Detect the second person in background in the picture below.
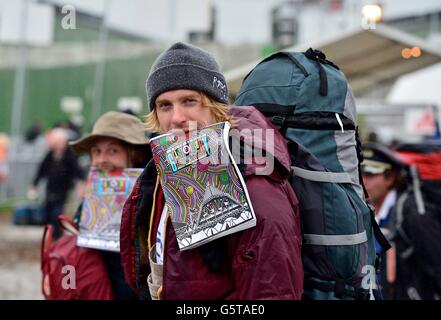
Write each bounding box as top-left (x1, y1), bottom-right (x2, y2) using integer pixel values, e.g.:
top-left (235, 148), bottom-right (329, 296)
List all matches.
top-left (70, 111), bottom-right (151, 300)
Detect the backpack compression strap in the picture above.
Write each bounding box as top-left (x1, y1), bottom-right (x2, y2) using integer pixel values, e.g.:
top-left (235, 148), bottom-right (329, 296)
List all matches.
top-left (304, 277), bottom-right (370, 300)
top-left (252, 102), bottom-right (356, 138)
top-left (292, 166), bottom-right (352, 184)
top-left (291, 165), bottom-right (391, 251)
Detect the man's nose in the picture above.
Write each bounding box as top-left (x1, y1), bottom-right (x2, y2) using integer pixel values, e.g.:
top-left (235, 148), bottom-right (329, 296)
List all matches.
top-left (170, 105), bottom-right (188, 128)
top-left (94, 152), bottom-right (108, 166)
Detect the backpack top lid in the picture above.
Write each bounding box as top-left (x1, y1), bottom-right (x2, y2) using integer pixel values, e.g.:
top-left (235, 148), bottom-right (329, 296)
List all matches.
top-left (235, 49), bottom-right (356, 123)
top-left (395, 142), bottom-right (441, 181)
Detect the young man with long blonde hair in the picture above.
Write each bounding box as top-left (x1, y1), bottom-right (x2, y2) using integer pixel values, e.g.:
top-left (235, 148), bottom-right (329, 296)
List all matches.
top-left (120, 42), bottom-right (303, 300)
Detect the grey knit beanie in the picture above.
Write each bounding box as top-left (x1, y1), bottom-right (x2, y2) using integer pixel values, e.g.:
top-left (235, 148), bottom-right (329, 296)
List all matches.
top-left (146, 42), bottom-right (228, 111)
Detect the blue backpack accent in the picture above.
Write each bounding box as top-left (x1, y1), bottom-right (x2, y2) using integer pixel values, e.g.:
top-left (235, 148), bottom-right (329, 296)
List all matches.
top-left (13, 203), bottom-right (45, 225)
top-left (235, 49), bottom-right (390, 300)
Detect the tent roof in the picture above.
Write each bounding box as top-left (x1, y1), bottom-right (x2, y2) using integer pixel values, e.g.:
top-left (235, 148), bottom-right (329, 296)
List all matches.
top-left (225, 24), bottom-right (441, 98)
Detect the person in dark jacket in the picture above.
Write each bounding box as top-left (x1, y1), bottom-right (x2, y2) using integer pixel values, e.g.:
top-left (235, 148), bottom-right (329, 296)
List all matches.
top-left (392, 184), bottom-right (441, 300)
top-left (120, 42), bottom-right (303, 300)
top-left (392, 144), bottom-right (441, 300)
top-left (70, 111), bottom-right (152, 300)
top-left (30, 128), bottom-right (84, 239)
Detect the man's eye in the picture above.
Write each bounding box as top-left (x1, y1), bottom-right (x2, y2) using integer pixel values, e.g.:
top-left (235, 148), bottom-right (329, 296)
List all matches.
top-left (157, 103), bottom-right (171, 110)
top-left (183, 99), bottom-right (197, 105)
top-left (109, 148), bottom-right (118, 155)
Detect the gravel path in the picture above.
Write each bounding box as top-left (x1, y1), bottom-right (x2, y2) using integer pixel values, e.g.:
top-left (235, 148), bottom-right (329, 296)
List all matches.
top-left (0, 213), bottom-right (44, 300)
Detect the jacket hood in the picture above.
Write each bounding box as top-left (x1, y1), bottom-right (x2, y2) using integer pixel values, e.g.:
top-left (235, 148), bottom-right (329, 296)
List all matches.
top-left (229, 106), bottom-right (291, 180)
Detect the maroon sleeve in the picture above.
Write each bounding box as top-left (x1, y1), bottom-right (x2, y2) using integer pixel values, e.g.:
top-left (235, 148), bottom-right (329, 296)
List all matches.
top-left (228, 176), bottom-right (303, 300)
top-left (119, 179), bottom-right (141, 294)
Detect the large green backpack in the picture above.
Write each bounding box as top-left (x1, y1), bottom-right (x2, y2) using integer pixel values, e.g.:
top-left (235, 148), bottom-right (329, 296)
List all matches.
top-left (235, 49), bottom-right (390, 300)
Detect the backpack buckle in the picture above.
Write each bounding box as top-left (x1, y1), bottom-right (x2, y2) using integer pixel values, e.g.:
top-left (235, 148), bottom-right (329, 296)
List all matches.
top-left (356, 288), bottom-right (371, 300)
top-left (271, 115), bottom-right (286, 128)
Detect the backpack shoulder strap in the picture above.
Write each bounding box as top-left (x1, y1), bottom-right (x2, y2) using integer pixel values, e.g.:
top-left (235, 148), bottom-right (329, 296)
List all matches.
top-left (41, 224), bottom-right (53, 270)
top-left (393, 190), bottom-right (416, 259)
top-left (367, 203), bottom-right (392, 252)
top-left (41, 224), bottom-right (55, 298)
top-left (409, 165), bottom-right (426, 214)
top-left (58, 215), bottom-right (79, 235)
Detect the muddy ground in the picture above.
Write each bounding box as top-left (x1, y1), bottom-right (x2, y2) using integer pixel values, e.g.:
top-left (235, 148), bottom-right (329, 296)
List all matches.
top-left (0, 213), bottom-right (43, 300)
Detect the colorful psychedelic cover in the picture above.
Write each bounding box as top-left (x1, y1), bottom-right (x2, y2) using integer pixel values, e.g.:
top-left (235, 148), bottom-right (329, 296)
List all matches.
top-left (77, 168), bottom-right (142, 252)
top-left (149, 122), bottom-right (256, 251)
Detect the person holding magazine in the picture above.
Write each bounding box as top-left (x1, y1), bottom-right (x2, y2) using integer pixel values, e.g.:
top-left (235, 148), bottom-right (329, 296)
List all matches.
top-left (120, 42), bottom-right (303, 300)
top-left (42, 111), bottom-right (151, 300)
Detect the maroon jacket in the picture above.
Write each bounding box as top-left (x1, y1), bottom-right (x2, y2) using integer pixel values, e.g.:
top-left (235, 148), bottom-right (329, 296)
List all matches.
top-left (120, 106), bottom-right (303, 300)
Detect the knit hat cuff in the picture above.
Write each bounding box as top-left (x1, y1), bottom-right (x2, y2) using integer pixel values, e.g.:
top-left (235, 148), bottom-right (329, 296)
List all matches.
top-left (147, 64), bottom-right (228, 111)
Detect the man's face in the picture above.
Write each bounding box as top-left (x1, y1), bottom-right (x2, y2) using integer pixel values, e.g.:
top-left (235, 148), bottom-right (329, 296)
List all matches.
top-left (362, 172), bottom-right (394, 207)
top-left (155, 89), bottom-right (215, 133)
top-left (47, 129), bottom-right (68, 155)
top-left (90, 137), bottom-right (129, 174)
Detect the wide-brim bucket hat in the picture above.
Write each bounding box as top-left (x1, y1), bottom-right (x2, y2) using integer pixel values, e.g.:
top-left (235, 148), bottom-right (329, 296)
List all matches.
top-left (70, 111), bottom-right (149, 154)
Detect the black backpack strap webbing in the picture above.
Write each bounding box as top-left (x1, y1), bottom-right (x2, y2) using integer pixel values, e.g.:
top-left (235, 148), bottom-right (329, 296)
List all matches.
top-left (367, 203), bottom-right (392, 252)
top-left (304, 278), bottom-right (370, 300)
top-left (252, 104), bottom-right (357, 132)
top-left (304, 48), bottom-right (330, 96)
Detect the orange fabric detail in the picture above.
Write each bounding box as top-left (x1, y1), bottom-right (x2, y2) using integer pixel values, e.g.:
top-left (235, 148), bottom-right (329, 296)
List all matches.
top-left (386, 246), bottom-right (396, 283)
top-left (396, 151), bottom-right (441, 180)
